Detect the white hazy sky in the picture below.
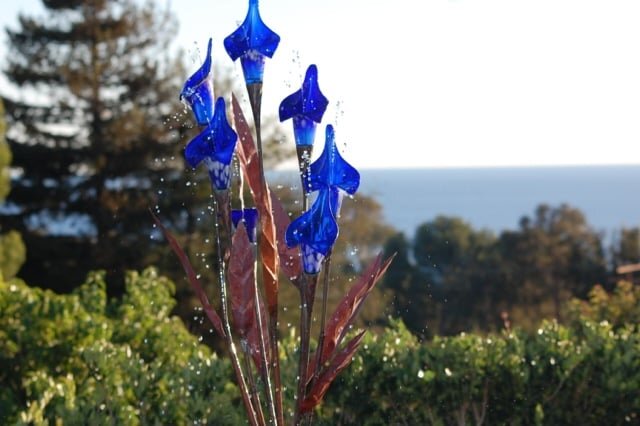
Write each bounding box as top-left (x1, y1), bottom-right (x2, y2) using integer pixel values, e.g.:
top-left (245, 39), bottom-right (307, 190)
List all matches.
top-left (2, 0), bottom-right (640, 169)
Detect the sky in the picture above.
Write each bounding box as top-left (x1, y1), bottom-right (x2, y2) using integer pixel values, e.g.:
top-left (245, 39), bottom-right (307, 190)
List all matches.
top-left (1, 0), bottom-right (640, 169)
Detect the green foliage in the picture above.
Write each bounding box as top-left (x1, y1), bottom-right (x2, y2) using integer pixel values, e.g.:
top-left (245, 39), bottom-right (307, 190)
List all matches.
top-left (0, 231), bottom-right (26, 280)
top-left (2, 270), bottom-right (638, 425)
top-left (0, 98), bottom-right (26, 280)
top-left (316, 319), bottom-right (639, 425)
top-left (567, 280), bottom-right (640, 329)
top-left (0, 269), bottom-right (243, 425)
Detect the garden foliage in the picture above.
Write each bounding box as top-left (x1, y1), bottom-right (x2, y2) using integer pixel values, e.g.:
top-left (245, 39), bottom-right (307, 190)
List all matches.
top-left (0, 98), bottom-right (26, 280)
top-left (0, 269), bottom-right (243, 425)
top-left (1, 272), bottom-right (638, 425)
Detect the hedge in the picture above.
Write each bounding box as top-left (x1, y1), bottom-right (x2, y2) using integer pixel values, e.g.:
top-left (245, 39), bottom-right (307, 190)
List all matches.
top-left (1, 270), bottom-right (638, 425)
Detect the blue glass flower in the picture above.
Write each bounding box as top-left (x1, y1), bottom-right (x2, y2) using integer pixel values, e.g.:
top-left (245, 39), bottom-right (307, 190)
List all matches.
top-left (185, 97), bottom-right (238, 190)
top-left (279, 65), bottom-right (329, 147)
top-left (223, 0), bottom-right (280, 85)
top-left (231, 208), bottom-right (259, 243)
top-left (285, 188), bottom-right (340, 274)
top-left (180, 38), bottom-right (214, 126)
top-left (307, 125), bottom-right (360, 195)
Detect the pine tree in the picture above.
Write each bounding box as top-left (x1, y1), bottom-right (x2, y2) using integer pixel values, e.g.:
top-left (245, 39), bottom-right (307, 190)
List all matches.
top-left (1, 0), bottom-right (189, 289)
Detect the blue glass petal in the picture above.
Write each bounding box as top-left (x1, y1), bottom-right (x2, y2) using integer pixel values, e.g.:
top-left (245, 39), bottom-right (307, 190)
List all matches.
top-left (209, 97), bottom-right (237, 165)
top-left (184, 127), bottom-right (212, 169)
top-left (184, 98), bottom-right (237, 167)
top-left (231, 208), bottom-right (259, 243)
top-left (231, 210), bottom-right (243, 228)
top-left (279, 65), bottom-right (329, 123)
top-left (285, 188), bottom-right (340, 274)
top-left (180, 39), bottom-right (214, 126)
top-left (242, 208), bottom-right (259, 239)
top-left (224, 0), bottom-right (280, 84)
top-left (307, 125), bottom-right (360, 195)
top-left (279, 65), bottom-right (329, 147)
top-left (224, 0), bottom-right (280, 60)
top-left (184, 97), bottom-right (238, 183)
top-left (285, 188), bottom-right (341, 274)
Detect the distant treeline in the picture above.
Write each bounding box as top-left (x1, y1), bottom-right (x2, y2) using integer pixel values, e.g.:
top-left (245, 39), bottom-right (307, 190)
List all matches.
top-left (379, 203), bottom-right (639, 337)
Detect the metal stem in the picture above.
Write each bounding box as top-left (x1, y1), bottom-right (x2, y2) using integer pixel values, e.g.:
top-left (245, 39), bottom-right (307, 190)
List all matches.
top-left (247, 82), bottom-right (282, 425)
top-left (294, 274), bottom-right (318, 425)
top-left (242, 343), bottom-right (267, 426)
top-left (252, 243), bottom-right (277, 425)
top-left (247, 83), bottom-right (265, 182)
top-left (304, 252), bottom-right (333, 426)
top-left (311, 251), bottom-right (332, 384)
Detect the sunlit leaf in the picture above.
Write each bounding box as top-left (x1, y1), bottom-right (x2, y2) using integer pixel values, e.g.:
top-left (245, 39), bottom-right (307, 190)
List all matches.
top-left (301, 331), bottom-right (366, 413)
top-left (320, 253), bottom-right (394, 366)
top-left (229, 222), bottom-right (270, 372)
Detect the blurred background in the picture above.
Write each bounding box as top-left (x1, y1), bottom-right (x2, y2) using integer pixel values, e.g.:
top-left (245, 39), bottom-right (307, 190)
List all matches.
top-left (0, 0), bottom-right (639, 341)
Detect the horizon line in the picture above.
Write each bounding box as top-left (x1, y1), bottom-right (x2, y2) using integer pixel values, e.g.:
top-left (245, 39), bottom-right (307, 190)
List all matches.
top-left (274, 162), bottom-right (640, 172)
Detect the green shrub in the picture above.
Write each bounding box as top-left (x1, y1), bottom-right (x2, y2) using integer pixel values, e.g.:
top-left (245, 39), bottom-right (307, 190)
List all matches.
top-left (567, 281), bottom-right (640, 328)
top-left (0, 98), bottom-right (26, 280)
top-left (0, 230), bottom-right (25, 280)
top-left (0, 269), bottom-right (243, 425)
top-left (316, 318), bottom-right (639, 425)
top-left (1, 271), bottom-right (638, 425)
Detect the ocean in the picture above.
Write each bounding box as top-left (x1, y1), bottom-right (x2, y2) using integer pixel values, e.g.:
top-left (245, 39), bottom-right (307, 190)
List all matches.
top-left (270, 165), bottom-right (640, 239)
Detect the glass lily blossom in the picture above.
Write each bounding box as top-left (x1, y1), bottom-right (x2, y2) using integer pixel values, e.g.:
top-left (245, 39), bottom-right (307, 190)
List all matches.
top-left (307, 125), bottom-right (360, 199)
top-left (279, 65), bottom-right (329, 147)
top-left (223, 0), bottom-right (280, 85)
top-left (231, 208), bottom-right (259, 243)
top-left (286, 125), bottom-right (360, 274)
top-left (285, 188), bottom-right (340, 275)
top-left (185, 97), bottom-right (238, 191)
top-left (180, 38), bottom-right (214, 126)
